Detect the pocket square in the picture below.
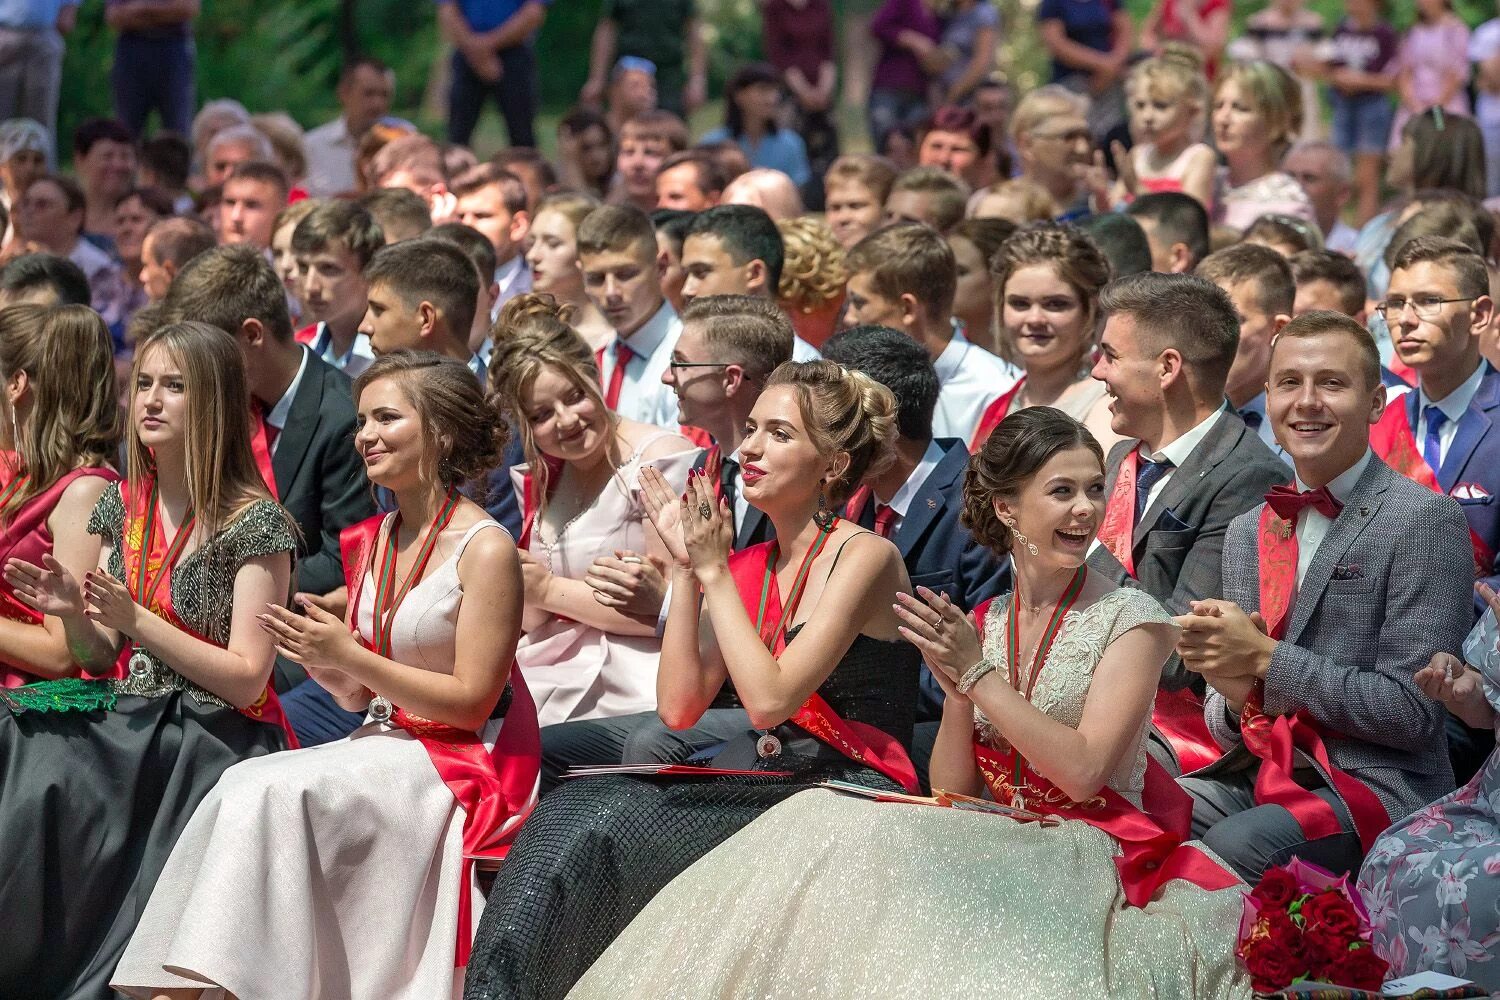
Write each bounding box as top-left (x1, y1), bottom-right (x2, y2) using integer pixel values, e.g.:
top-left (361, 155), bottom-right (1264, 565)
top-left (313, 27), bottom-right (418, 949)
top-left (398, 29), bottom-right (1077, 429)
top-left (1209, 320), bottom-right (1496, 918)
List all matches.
top-left (1331, 563), bottom-right (1365, 580)
top-left (1156, 507), bottom-right (1193, 533)
top-left (1452, 482), bottom-right (1493, 501)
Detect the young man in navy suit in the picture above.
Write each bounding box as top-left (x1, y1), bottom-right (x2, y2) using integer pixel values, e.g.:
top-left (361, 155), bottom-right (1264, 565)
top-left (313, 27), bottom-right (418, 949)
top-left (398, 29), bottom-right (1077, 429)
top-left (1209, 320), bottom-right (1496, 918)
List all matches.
top-left (1378, 236), bottom-right (1500, 778)
top-left (824, 324), bottom-right (1009, 786)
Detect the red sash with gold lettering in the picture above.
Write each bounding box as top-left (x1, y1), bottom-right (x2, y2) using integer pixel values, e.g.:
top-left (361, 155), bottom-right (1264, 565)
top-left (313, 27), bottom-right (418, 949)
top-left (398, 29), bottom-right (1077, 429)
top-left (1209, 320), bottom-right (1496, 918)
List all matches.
top-left (341, 515), bottom-right (541, 967)
top-left (1370, 403), bottom-right (1493, 577)
top-left (248, 403), bottom-right (279, 502)
top-left (967, 598), bottom-right (1239, 905)
top-left (117, 480), bottom-right (297, 745)
top-left (969, 377), bottom-right (1026, 453)
top-left (727, 540), bottom-right (920, 793)
top-left (0, 465), bottom-right (120, 686)
top-left (1242, 504), bottom-right (1390, 853)
top-left (1096, 446), bottom-right (1140, 577)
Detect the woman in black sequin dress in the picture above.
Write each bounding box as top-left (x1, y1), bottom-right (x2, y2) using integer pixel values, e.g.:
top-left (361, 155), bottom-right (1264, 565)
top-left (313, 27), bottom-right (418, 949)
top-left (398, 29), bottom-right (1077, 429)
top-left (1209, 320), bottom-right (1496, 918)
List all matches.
top-left (464, 360), bottom-right (922, 1000)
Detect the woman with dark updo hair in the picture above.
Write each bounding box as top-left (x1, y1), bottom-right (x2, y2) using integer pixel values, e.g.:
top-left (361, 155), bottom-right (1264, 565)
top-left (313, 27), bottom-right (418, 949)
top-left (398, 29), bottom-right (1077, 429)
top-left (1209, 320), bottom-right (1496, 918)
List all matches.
top-left (567, 407), bottom-right (1253, 999)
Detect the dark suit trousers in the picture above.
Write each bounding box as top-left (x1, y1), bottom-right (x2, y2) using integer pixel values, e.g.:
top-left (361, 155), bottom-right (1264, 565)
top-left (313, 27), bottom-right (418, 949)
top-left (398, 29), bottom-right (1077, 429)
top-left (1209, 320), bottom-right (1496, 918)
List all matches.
top-left (281, 679), bottom-right (367, 747)
top-left (538, 708), bottom-right (753, 794)
top-left (1180, 769), bottom-right (1362, 882)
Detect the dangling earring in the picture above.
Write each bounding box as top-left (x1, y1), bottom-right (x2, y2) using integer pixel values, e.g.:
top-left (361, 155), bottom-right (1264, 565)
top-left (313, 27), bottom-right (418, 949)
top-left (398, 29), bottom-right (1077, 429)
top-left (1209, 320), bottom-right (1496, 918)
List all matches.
top-left (813, 482), bottom-right (835, 530)
top-left (1004, 516), bottom-right (1039, 557)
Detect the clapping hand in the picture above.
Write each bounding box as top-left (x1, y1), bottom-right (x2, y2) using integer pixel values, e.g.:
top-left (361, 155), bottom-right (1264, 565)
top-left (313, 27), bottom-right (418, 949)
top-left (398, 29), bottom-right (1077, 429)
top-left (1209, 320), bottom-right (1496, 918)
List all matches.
top-left (894, 587), bottom-right (983, 688)
top-left (639, 465), bottom-right (693, 570)
top-left (586, 549), bottom-right (668, 614)
top-left (1416, 652), bottom-right (1494, 729)
top-left (4, 554), bottom-right (86, 618)
top-left (82, 570), bottom-right (143, 635)
top-left (679, 471), bottom-right (733, 582)
top-left (517, 550), bottom-right (554, 607)
top-left (258, 594), bottom-right (362, 678)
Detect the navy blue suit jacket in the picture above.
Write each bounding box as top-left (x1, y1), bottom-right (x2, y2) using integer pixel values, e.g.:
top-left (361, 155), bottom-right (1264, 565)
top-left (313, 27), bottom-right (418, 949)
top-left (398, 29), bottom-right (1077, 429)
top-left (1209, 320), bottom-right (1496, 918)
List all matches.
top-left (851, 439), bottom-right (1011, 720)
top-left (1408, 364), bottom-right (1500, 611)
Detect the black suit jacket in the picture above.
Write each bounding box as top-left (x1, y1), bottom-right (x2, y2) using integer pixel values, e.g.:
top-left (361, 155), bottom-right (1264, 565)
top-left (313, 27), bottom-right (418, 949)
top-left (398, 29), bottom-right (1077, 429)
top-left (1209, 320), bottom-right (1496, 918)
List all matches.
top-left (852, 439), bottom-right (1011, 718)
top-left (1087, 410), bottom-right (1289, 685)
top-left (273, 350), bottom-right (375, 597)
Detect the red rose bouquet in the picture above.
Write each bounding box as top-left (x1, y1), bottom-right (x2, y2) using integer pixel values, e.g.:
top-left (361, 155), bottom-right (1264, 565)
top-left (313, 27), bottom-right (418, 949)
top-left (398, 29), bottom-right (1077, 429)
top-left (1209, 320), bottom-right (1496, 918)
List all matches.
top-left (1237, 858), bottom-right (1389, 994)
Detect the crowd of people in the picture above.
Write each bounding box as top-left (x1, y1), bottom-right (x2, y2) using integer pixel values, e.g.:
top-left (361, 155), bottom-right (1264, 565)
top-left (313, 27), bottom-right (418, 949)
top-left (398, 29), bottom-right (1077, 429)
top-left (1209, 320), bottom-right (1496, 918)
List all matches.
top-left (5, 0), bottom-right (1500, 997)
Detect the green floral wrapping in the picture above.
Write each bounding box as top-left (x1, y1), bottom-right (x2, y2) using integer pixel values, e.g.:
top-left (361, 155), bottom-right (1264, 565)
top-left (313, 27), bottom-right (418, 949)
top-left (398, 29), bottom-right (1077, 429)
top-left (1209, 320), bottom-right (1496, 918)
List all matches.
top-left (0, 677), bottom-right (117, 714)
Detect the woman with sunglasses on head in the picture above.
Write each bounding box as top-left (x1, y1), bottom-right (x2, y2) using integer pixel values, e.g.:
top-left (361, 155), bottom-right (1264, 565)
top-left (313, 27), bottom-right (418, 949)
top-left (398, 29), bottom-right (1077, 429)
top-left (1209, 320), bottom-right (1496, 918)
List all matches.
top-left (0, 320), bottom-right (298, 1000)
top-left (114, 351), bottom-right (535, 999)
top-left (464, 360), bottom-right (921, 1000)
top-left (569, 406), bottom-right (1249, 999)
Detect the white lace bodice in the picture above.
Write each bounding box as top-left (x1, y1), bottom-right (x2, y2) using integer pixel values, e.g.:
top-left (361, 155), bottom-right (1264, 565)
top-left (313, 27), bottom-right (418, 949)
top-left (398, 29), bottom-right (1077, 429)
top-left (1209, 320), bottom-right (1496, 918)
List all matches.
top-left (975, 587), bottom-right (1177, 807)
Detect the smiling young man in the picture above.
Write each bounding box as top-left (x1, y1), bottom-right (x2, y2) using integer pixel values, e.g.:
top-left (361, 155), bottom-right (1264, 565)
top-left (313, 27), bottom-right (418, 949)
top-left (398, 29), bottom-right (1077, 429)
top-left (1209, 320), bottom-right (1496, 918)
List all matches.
top-left (843, 221), bottom-right (1016, 443)
top-left (1086, 272), bottom-right (1289, 773)
top-left (577, 203), bottom-right (682, 426)
top-left (291, 199), bottom-right (382, 377)
top-left (1174, 310), bottom-right (1472, 882)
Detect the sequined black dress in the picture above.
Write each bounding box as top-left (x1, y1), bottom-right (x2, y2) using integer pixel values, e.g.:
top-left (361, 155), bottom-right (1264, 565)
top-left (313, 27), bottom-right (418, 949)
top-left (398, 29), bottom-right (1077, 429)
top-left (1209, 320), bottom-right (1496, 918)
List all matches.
top-left (463, 626), bottom-right (920, 1000)
top-left (0, 493), bottom-right (296, 1000)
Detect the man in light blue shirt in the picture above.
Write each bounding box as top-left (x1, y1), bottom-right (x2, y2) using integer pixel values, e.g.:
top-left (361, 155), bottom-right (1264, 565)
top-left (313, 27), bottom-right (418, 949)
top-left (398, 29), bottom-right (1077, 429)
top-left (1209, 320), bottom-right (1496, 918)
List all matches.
top-left (0, 0), bottom-right (75, 159)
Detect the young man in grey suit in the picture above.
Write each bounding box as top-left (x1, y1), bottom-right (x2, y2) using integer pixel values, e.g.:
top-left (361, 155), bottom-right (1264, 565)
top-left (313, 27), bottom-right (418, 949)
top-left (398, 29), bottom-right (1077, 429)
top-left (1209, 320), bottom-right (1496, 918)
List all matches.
top-left (1087, 272), bottom-right (1290, 772)
top-left (1174, 311), bottom-right (1472, 882)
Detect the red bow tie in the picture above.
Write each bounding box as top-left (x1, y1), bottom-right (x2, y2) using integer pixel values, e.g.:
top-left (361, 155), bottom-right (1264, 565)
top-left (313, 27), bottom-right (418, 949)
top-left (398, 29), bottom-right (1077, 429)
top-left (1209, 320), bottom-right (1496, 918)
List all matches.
top-left (1264, 483), bottom-right (1343, 523)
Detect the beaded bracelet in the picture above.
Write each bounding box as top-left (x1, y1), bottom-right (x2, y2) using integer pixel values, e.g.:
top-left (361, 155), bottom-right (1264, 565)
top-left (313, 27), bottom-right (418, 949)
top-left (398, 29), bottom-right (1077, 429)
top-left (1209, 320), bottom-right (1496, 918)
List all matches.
top-left (957, 657), bottom-right (999, 695)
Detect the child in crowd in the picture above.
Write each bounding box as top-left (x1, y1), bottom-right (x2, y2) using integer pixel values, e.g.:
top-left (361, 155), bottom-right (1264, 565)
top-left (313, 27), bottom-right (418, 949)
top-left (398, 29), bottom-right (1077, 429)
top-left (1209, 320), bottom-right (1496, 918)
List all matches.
top-left (1392, 0), bottom-right (1471, 152)
top-left (1117, 45), bottom-right (1216, 209)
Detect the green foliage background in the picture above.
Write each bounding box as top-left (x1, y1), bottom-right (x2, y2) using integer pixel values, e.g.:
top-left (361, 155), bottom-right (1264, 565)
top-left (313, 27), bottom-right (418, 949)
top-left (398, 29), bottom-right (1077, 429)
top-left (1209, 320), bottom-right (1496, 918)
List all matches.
top-left (54, 0), bottom-right (1500, 159)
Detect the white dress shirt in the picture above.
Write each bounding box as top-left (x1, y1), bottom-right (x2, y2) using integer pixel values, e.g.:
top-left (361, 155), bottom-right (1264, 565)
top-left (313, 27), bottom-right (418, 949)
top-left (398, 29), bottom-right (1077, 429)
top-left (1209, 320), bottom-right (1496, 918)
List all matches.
top-left (875, 440), bottom-right (945, 537)
top-left (490, 254), bottom-right (533, 319)
top-left (1139, 407), bottom-right (1225, 515)
top-left (931, 328), bottom-right (1021, 443)
top-left (1415, 361), bottom-right (1486, 469)
top-left (309, 322), bottom-right (376, 378)
top-left (1292, 448), bottom-right (1373, 587)
top-left (792, 336), bottom-right (821, 362)
top-left (599, 301), bottom-right (682, 427)
top-left (265, 347), bottom-right (311, 458)
top-left (301, 117), bottom-right (358, 198)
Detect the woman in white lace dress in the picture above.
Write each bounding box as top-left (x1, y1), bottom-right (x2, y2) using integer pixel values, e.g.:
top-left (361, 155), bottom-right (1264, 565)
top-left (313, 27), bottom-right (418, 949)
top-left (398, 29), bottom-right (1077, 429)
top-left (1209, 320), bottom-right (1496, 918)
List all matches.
top-left (569, 407), bottom-right (1252, 999)
top-left (487, 294), bottom-right (695, 726)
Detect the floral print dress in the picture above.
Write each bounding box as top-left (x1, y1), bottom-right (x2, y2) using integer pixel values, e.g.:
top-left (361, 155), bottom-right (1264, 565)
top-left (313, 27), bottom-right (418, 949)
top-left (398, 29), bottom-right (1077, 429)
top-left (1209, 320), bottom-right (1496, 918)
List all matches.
top-left (1358, 611), bottom-right (1500, 990)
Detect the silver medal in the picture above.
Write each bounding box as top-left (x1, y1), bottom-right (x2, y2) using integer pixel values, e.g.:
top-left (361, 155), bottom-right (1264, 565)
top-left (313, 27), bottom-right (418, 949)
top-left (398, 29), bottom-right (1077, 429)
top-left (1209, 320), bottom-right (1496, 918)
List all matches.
top-left (128, 649), bottom-right (151, 676)
top-left (368, 695), bottom-right (393, 723)
top-left (755, 731), bottom-right (782, 759)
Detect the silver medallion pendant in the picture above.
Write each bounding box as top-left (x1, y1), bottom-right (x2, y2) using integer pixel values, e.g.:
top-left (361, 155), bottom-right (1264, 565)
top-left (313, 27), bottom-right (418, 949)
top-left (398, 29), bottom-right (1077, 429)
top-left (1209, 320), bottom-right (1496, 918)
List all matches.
top-left (368, 695), bottom-right (394, 723)
top-left (128, 649), bottom-right (152, 677)
top-left (755, 731), bottom-right (782, 759)
top-left (1011, 792), bottom-right (1026, 811)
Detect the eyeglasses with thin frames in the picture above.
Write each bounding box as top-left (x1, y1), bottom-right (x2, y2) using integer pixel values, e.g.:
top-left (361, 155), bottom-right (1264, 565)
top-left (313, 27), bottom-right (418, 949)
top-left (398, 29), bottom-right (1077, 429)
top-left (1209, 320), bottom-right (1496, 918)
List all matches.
top-left (667, 361), bottom-right (734, 370)
top-left (1374, 296), bottom-right (1477, 322)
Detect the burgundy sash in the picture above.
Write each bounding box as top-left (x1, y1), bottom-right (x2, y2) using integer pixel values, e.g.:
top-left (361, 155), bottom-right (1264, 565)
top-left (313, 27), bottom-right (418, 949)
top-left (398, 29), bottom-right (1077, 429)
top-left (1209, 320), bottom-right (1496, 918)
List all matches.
top-left (1370, 403), bottom-right (1493, 577)
top-left (968, 597), bottom-right (1240, 905)
top-left (116, 480), bottom-right (298, 745)
top-left (1240, 505), bottom-right (1390, 853)
top-left (341, 516), bottom-right (541, 967)
top-left (968, 377), bottom-right (1025, 453)
top-left (726, 541), bottom-right (920, 793)
top-left (248, 403), bottom-right (279, 502)
top-left (0, 466), bottom-right (120, 687)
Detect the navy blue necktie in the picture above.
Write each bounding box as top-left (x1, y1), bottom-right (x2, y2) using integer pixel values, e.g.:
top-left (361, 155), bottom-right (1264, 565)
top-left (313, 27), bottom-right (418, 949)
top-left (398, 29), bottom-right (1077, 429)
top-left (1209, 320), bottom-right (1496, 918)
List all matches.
top-left (1134, 458), bottom-right (1175, 523)
top-left (1239, 407), bottom-right (1263, 431)
top-left (1422, 406), bottom-right (1447, 474)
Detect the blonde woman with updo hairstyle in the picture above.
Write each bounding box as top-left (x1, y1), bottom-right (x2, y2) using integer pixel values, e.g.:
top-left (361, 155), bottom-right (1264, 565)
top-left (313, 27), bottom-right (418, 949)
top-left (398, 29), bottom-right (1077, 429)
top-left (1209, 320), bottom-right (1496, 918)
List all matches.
top-left (775, 215), bottom-right (847, 349)
top-left (1, 320), bottom-right (300, 995)
top-left (566, 406), bottom-right (1250, 1000)
top-left (114, 350), bottom-right (537, 998)
top-left (466, 360), bottom-right (925, 999)
top-left (970, 223), bottom-right (1122, 453)
top-left (485, 292), bottom-right (695, 728)
top-left (0, 305), bottom-right (120, 686)
top-left (1211, 61), bottom-right (1315, 232)
top-left (523, 191), bottom-right (612, 350)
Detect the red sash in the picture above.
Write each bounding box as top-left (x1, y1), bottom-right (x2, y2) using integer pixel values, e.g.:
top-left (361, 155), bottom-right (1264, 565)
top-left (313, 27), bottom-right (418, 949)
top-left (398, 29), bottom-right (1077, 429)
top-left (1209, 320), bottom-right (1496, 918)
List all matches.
top-left (1241, 504), bottom-right (1390, 853)
top-left (0, 466), bottom-right (121, 686)
top-left (726, 540), bottom-right (920, 793)
top-left (1096, 446), bottom-right (1140, 578)
top-left (116, 480), bottom-right (297, 745)
top-left (341, 514), bottom-right (541, 967)
top-left (248, 403), bottom-right (279, 502)
top-left (969, 377), bottom-right (1026, 453)
top-left (294, 322), bottom-right (319, 347)
top-left (968, 596), bottom-right (1240, 905)
top-left (1370, 403), bottom-right (1493, 577)
top-left (515, 454), bottom-right (565, 549)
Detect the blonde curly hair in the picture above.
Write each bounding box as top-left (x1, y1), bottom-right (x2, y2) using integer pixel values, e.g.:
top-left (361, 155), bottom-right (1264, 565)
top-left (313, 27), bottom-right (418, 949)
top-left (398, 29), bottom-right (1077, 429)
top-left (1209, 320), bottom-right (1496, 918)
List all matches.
top-left (775, 216), bottom-right (849, 314)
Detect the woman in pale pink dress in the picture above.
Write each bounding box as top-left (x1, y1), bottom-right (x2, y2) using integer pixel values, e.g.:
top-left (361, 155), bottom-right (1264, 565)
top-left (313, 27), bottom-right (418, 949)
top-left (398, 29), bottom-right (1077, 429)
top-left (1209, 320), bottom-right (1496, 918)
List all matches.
top-left (1390, 0), bottom-right (1471, 150)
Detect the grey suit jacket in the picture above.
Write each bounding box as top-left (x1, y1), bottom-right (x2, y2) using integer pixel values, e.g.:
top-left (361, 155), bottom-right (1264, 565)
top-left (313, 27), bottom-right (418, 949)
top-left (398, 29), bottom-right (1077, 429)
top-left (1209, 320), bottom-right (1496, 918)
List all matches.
top-left (1202, 455), bottom-right (1469, 822)
top-left (1089, 410), bottom-right (1290, 685)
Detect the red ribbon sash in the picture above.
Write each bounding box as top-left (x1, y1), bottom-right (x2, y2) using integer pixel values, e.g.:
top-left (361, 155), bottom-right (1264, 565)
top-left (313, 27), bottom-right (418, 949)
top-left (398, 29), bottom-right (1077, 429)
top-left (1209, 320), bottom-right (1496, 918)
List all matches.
top-left (727, 539), bottom-right (920, 793)
top-left (1096, 447), bottom-right (1140, 578)
top-left (1243, 501), bottom-right (1390, 854)
top-left (248, 404), bottom-right (279, 502)
top-left (1370, 403), bottom-right (1493, 576)
top-left (969, 377), bottom-right (1026, 453)
top-left (116, 480), bottom-right (297, 745)
top-left (341, 514), bottom-right (541, 967)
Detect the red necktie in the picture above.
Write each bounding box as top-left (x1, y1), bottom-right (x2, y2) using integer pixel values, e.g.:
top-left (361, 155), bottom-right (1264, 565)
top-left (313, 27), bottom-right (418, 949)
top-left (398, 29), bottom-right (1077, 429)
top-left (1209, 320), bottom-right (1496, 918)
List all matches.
top-left (874, 503), bottom-right (897, 539)
top-left (1264, 483), bottom-right (1342, 522)
top-left (264, 422), bottom-right (280, 451)
top-left (601, 339), bottom-right (634, 410)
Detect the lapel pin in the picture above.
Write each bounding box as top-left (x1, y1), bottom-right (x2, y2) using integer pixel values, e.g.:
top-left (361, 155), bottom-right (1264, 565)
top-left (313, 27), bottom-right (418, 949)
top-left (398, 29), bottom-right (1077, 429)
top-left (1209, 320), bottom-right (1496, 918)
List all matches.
top-left (1359, 506), bottom-right (1369, 517)
top-left (927, 498), bottom-right (937, 509)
